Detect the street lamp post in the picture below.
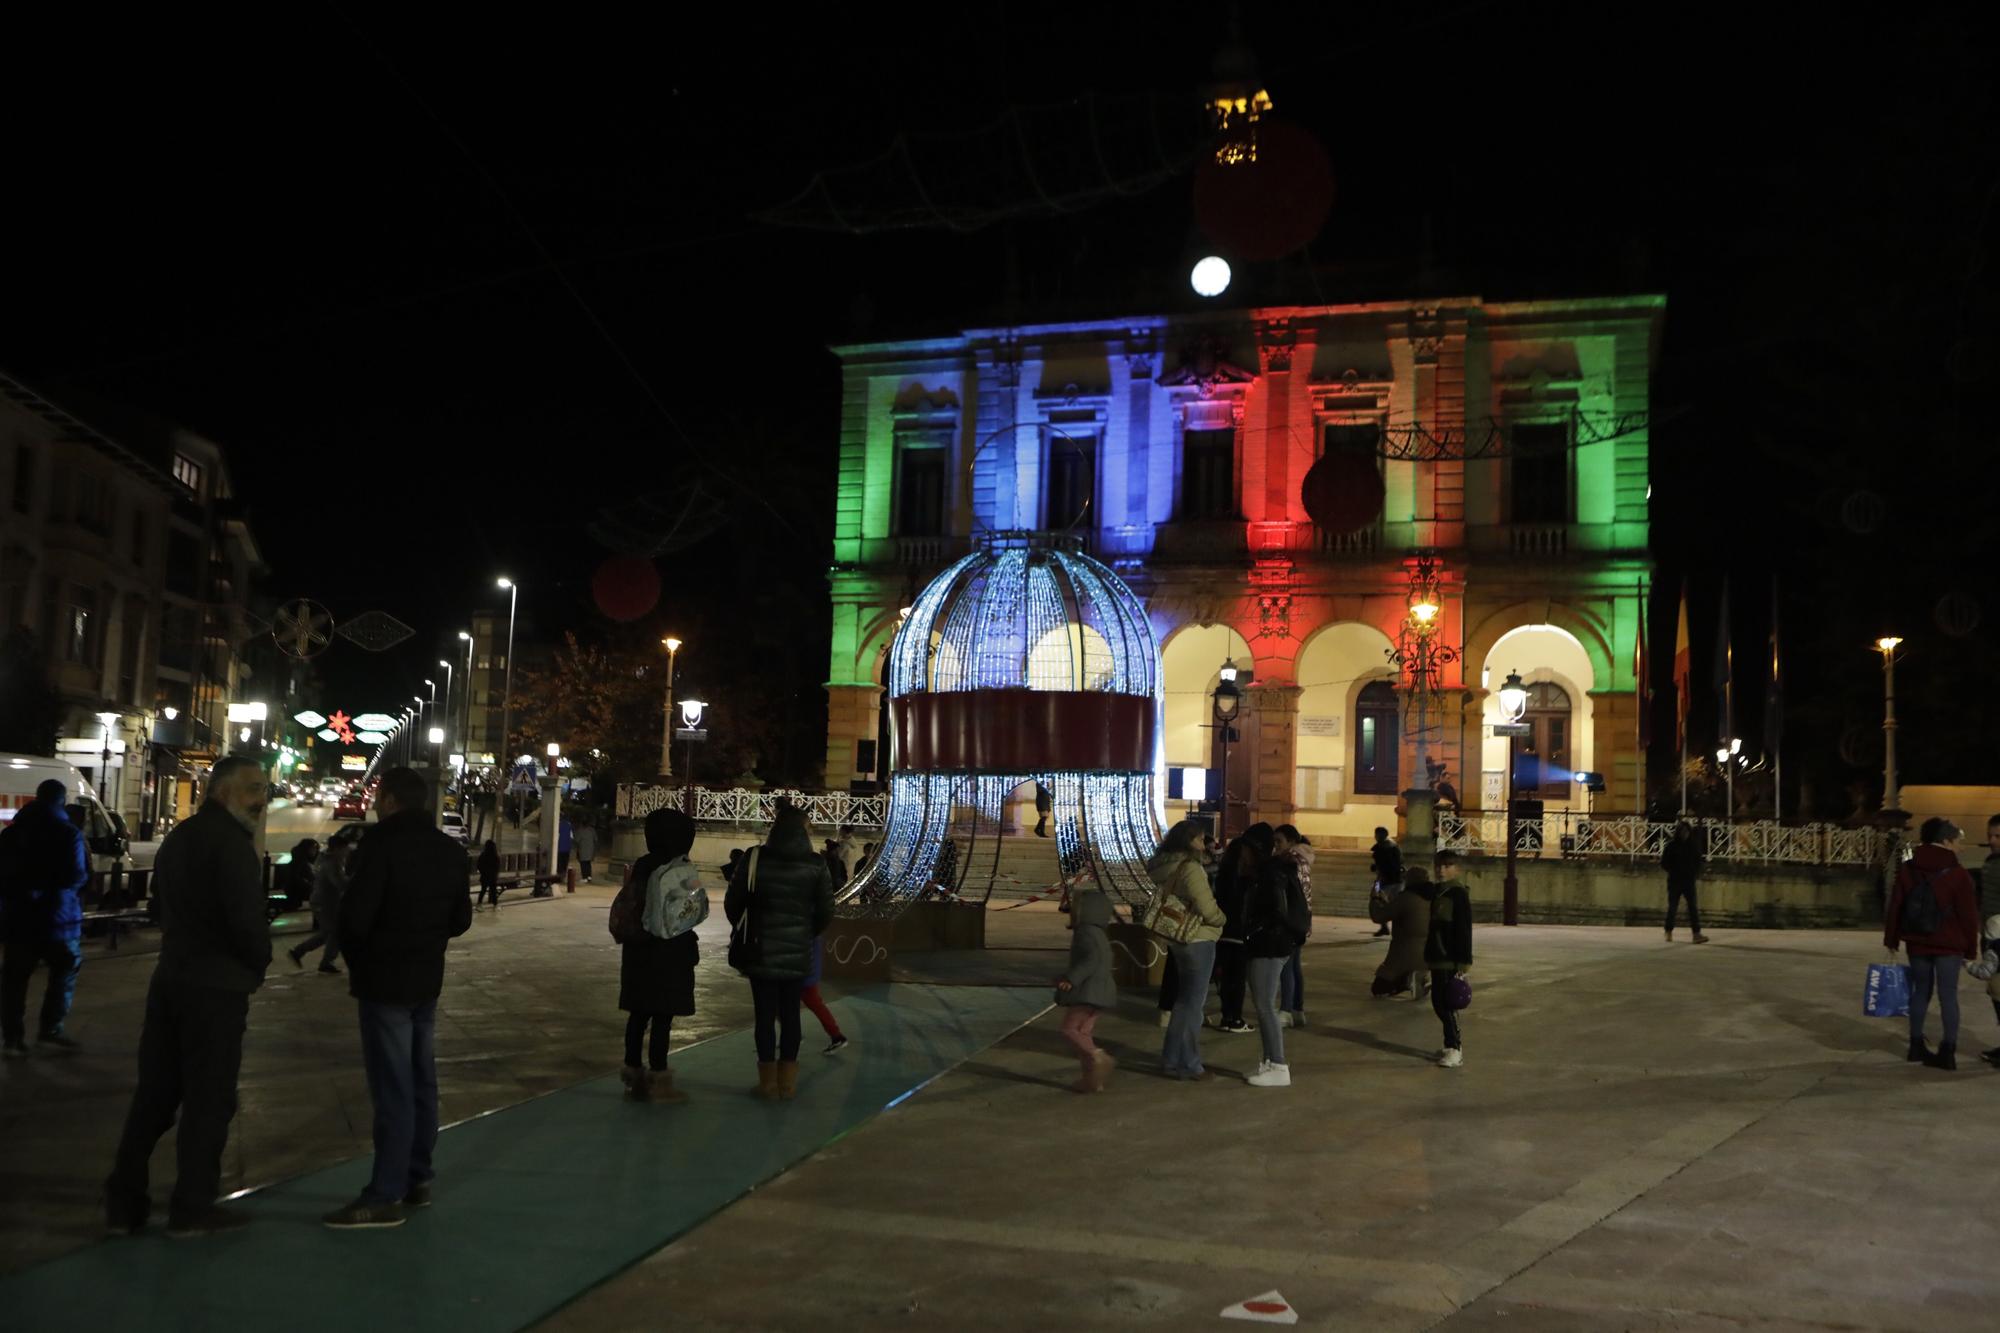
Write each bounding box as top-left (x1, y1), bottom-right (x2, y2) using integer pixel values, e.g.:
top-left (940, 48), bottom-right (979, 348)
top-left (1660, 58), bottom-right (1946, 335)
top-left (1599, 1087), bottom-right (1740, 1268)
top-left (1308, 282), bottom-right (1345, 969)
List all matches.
top-left (1876, 636), bottom-right (1902, 816)
top-left (659, 636), bottom-right (682, 779)
top-left (678, 698), bottom-right (707, 816)
top-left (457, 629), bottom-right (474, 765)
top-left (496, 577), bottom-right (520, 827)
top-left (1212, 660), bottom-right (1242, 843)
top-left (95, 711), bottom-right (120, 819)
top-left (1498, 669), bottom-right (1528, 927)
top-left (436, 660), bottom-right (454, 759)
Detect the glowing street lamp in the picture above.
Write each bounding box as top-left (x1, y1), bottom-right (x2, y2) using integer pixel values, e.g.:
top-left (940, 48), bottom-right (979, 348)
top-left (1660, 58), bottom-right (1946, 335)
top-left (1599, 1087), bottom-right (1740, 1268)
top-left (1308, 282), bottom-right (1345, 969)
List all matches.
top-left (660, 636), bottom-right (682, 779)
top-left (1191, 255), bottom-right (1232, 298)
top-left (1876, 636), bottom-right (1902, 815)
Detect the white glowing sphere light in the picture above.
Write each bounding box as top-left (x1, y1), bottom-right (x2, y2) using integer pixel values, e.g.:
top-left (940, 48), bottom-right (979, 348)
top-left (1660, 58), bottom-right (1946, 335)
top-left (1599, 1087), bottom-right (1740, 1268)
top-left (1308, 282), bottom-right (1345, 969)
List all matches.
top-left (1190, 255), bottom-right (1232, 297)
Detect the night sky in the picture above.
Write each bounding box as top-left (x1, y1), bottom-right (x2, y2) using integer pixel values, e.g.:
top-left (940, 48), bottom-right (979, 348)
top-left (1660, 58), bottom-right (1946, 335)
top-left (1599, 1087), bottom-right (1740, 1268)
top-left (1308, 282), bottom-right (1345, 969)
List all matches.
top-left (8, 5), bottom-right (1995, 804)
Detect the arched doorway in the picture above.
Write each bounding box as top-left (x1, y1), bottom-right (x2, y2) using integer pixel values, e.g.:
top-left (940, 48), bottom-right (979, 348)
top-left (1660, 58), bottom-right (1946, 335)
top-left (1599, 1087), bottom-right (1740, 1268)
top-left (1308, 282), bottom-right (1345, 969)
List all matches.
top-left (1479, 624), bottom-right (1596, 812)
top-left (1353, 681), bottom-right (1400, 795)
top-left (1517, 681), bottom-right (1574, 800)
top-left (1159, 623), bottom-right (1253, 829)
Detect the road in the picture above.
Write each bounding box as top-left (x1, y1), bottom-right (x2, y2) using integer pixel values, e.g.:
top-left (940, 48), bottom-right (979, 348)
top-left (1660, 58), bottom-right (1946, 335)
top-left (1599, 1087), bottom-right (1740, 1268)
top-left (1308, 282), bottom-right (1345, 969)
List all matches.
top-left (123, 799), bottom-right (540, 869)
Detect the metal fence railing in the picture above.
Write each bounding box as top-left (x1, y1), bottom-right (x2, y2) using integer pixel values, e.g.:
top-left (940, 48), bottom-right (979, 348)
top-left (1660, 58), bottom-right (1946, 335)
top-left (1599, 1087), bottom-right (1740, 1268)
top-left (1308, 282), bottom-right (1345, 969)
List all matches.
top-left (617, 785), bottom-right (888, 829)
top-left (1435, 811), bottom-right (1886, 867)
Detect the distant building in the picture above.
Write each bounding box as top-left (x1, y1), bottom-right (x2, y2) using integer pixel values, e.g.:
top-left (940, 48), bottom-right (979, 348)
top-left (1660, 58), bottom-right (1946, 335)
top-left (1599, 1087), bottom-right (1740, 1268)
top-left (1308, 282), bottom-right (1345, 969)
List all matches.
top-left (0, 372), bottom-right (263, 835)
top-left (822, 296), bottom-right (1661, 845)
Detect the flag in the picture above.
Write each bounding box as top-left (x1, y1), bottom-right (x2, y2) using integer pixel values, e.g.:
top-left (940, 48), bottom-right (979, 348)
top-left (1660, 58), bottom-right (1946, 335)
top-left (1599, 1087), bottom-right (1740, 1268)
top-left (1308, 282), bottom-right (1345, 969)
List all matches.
top-left (1713, 576), bottom-right (1733, 746)
top-left (1636, 581), bottom-right (1652, 751)
top-left (1764, 576), bottom-right (1782, 760)
top-left (1672, 581), bottom-right (1692, 750)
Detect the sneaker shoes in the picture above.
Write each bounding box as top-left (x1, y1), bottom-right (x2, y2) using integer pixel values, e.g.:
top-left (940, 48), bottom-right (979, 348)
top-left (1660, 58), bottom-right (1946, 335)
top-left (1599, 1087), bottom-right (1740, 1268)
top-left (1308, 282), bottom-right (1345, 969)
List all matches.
top-left (322, 1198), bottom-right (407, 1229)
top-left (824, 1035), bottom-right (849, 1055)
top-left (1247, 1062), bottom-right (1291, 1087)
top-left (166, 1205), bottom-right (253, 1239)
top-left (1216, 1019), bottom-right (1254, 1035)
top-left (1691, 933), bottom-right (1710, 944)
top-left (36, 1032), bottom-right (81, 1050)
top-left (1284, 1010), bottom-right (1307, 1029)
top-left (1437, 1048), bottom-right (1464, 1069)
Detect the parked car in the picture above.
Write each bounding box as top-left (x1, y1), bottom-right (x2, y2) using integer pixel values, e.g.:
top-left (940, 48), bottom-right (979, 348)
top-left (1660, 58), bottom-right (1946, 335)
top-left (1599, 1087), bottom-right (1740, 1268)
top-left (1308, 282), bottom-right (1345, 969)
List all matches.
top-left (334, 793), bottom-right (368, 820)
top-left (440, 811), bottom-right (468, 843)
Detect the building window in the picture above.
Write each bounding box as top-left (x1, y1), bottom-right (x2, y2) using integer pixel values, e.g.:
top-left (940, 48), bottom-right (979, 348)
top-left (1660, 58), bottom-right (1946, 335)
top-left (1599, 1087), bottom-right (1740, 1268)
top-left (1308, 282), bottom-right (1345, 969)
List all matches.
top-left (1180, 427), bottom-right (1235, 520)
top-left (74, 472), bottom-right (111, 533)
top-left (1509, 422), bottom-right (1570, 524)
top-left (172, 453), bottom-right (204, 495)
top-left (11, 445), bottom-right (32, 515)
top-left (65, 587), bottom-right (96, 664)
top-left (1321, 422), bottom-right (1382, 455)
top-left (1044, 433), bottom-right (1095, 531)
top-left (1516, 681), bottom-right (1574, 800)
top-left (1353, 680), bottom-right (1400, 795)
top-left (131, 511), bottom-right (147, 564)
top-left (895, 445), bottom-right (947, 537)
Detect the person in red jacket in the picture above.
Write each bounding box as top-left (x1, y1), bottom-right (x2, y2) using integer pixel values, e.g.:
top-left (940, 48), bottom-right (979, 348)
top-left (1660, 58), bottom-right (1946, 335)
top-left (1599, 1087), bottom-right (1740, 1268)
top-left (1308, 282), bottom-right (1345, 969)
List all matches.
top-left (1884, 818), bottom-right (1981, 1070)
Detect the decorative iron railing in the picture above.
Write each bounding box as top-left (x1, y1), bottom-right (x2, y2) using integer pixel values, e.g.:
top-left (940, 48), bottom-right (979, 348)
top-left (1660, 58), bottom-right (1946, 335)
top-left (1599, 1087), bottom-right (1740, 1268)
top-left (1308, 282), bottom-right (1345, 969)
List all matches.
top-left (1435, 811), bottom-right (1886, 866)
top-left (617, 785), bottom-right (887, 828)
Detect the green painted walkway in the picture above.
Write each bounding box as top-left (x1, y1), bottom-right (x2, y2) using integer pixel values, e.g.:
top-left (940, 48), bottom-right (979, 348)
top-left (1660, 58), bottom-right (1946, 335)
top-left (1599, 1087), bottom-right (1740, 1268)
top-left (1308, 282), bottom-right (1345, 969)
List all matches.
top-left (1, 984), bottom-right (1047, 1333)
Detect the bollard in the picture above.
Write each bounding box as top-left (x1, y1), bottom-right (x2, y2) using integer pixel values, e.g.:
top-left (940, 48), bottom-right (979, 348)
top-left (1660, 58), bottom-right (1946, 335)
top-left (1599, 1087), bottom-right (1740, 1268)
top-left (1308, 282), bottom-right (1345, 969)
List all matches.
top-left (566, 867), bottom-right (577, 894)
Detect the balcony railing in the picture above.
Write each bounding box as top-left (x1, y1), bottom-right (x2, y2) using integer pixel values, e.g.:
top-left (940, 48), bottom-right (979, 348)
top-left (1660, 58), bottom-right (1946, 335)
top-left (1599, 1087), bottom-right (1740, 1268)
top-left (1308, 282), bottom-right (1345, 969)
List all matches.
top-left (618, 785), bottom-right (887, 828)
top-left (1505, 524), bottom-right (1570, 557)
top-left (1436, 811), bottom-right (1887, 866)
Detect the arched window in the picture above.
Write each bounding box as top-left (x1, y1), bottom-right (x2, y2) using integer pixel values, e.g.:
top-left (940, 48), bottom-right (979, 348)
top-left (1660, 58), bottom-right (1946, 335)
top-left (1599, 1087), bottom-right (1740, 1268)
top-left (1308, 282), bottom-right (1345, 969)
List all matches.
top-left (1353, 680), bottom-right (1400, 795)
top-left (1516, 681), bottom-right (1573, 800)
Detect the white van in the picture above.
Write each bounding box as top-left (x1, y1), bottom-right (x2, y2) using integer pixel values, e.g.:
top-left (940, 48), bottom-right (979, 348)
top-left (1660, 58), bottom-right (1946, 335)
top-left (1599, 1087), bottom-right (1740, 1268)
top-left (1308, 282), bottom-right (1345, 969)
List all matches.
top-left (0, 752), bottom-right (128, 872)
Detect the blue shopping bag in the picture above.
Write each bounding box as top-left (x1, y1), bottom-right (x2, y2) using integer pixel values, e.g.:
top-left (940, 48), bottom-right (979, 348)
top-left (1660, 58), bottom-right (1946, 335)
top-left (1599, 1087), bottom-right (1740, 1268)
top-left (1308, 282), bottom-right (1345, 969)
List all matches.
top-left (1864, 962), bottom-right (1910, 1018)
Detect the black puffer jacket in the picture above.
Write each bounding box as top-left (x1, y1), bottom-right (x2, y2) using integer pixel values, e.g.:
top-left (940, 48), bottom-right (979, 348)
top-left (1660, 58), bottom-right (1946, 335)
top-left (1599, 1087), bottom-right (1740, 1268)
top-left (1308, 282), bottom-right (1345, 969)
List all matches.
top-left (724, 821), bottom-right (834, 983)
top-left (339, 808), bottom-right (474, 1005)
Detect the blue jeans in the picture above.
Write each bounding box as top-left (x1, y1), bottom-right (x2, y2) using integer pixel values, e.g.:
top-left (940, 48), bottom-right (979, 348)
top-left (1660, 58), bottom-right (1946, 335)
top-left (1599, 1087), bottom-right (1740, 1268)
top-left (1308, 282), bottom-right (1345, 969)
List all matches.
top-left (1907, 954), bottom-right (1962, 1048)
top-left (357, 1000), bottom-right (439, 1205)
top-left (1279, 946), bottom-right (1303, 1014)
top-left (1249, 956), bottom-right (1286, 1066)
top-left (2, 933), bottom-right (81, 1042)
top-left (1162, 940), bottom-right (1216, 1076)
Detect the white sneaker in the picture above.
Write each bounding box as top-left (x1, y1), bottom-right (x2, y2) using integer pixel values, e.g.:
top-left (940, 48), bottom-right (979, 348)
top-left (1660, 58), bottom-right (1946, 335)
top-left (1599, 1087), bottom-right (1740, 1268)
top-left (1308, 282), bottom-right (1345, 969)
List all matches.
top-left (1437, 1048), bottom-right (1463, 1069)
top-left (1247, 1062), bottom-right (1291, 1087)
top-left (1158, 1011), bottom-right (1172, 1029)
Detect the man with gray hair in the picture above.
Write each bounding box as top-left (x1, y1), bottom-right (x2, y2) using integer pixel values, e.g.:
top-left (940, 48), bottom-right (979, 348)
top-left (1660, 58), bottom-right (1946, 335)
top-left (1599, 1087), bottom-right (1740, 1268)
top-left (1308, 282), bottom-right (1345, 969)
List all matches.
top-left (104, 755), bottom-right (271, 1238)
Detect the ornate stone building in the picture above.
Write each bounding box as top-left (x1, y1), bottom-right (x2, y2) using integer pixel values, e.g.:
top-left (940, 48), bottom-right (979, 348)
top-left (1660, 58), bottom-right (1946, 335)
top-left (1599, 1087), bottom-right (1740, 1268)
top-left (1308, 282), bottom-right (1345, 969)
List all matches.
top-left (823, 296), bottom-right (1661, 846)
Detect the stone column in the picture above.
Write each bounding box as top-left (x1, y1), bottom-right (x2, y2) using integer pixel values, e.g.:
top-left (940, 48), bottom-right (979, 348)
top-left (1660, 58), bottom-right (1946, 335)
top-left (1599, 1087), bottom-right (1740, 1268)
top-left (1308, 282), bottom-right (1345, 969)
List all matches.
top-left (823, 683), bottom-right (881, 791)
top-left (1589, 690), bottom-right (1640, 813)
top-left (1242, 683), bottom-right (1302, 830)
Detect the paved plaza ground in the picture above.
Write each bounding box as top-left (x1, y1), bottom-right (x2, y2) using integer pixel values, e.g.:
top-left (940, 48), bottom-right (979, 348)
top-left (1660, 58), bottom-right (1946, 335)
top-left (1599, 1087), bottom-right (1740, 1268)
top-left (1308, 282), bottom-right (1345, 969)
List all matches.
top-left (3, 883), bottom-right (1996, 1331)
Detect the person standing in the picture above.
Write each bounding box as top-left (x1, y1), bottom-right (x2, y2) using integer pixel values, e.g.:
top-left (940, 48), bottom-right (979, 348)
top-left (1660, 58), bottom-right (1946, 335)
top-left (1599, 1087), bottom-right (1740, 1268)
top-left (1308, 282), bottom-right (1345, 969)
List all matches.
top-left (1426, 851), bottom-right (1474, 1068)
top-left (288, 828), bottom-right (356, 973)
top-left (323, 767), bottom-right (473, 1229)
top-left (0, 779), bottom-right (90, 1055)
top-left (725, 806), bottom-right (834, 1101)
top-left (1370, 826), bottom-right (1403, 938)
top-left (104, 757), bottom-right (272, 1237)
top-left (1147, 819), bottom-right (1226, 1080)
top-left (556, 815), bottom-right (573, 880)
top-left (1272, 825), bottom-right (1314, 1028)
top-left (475, 839), bottom-right (500, 909)
top-left (1033, 783), bottom-right (1053, 838)
top-left (1055, 889), bottom-right (1116, 1092)
top-left (1980, 815), bottom-right (2000, 1066)
top-left (833, 825), bottom-right (860, 883)
top-left (619, 808), bottom-right (705, 1103)
top-left (1661, 821), bottom-right (1709, 943)
top-left (575, 821), bottom-right (599, 884)
top-left (1212, 825), bottom-right (1272, 1035)
top-left (1884, 818), bottom-right (1980, 1071)
top-left (1244, 833), bottom-right (1309, 1087)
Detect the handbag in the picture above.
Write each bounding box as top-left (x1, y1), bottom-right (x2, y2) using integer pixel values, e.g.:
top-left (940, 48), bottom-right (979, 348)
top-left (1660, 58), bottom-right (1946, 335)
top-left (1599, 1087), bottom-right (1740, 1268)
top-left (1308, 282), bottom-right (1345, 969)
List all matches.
top-left (727, 850), bottom-right (762, 975)
top-left (1140, 887), bottom-right (1206, 945)
top-left (1863, 960), bottom-right (1910, 1018)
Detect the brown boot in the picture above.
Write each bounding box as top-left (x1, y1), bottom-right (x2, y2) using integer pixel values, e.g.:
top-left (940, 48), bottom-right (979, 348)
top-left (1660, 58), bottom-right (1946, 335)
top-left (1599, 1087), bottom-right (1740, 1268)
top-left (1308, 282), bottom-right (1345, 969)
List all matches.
top-left (652, 1068), bottom-right (689, 1105)
top-left (622, 1065), bottom-right (650, 1102)
top-left (1092, 1049), bottom-right (1115, 1091)
top-left (751, 1061), bottom-right (779, 1099)
top-left (775, 1060), bottom-right (800, 1100)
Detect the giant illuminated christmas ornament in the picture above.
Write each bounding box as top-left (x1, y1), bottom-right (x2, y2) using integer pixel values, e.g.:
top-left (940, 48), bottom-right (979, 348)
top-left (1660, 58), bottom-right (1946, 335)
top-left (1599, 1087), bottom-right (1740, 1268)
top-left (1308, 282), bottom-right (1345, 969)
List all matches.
top-left (841, 532), bottom-right (1163, 917)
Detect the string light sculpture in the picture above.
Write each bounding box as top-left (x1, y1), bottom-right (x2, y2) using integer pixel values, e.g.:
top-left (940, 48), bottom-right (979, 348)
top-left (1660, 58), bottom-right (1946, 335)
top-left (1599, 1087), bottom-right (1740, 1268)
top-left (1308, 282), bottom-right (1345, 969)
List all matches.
top-left (841, 531), bottom-right (1164, 918)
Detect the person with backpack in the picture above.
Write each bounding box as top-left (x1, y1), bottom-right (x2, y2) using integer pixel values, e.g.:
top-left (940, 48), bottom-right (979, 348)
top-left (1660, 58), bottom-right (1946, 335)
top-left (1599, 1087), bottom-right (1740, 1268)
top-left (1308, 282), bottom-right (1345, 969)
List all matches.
top-left (725, 807), bottom-right (835, 1101)
top-left (1243, 831), bottom-right (1310, 1087)
top-left (1660, 821), bottom-right (1708, 943)
top-left (611, 808), bottom-right (706, 1103)
top-left (1884, 817), bottom-right (1980, 1070)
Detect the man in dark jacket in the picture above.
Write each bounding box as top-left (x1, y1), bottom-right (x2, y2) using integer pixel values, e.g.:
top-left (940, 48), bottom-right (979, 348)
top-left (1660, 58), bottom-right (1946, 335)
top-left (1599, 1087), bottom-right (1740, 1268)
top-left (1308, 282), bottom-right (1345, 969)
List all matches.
top-left (0, 779), bottom-right (90, 1055)
top-left (1425, 851), bottom-right (1474, 1068)
top-left (323, 767), bottom-right (473, 1229)
top-left (1370, 826), bottom-right (1403, 937)
top-left (724, 807), bottom-right (833, 1101)
top-left (1660, 821), bottom-right (1709, 943)
top-left (104, 756), bottom-right (271, 1237)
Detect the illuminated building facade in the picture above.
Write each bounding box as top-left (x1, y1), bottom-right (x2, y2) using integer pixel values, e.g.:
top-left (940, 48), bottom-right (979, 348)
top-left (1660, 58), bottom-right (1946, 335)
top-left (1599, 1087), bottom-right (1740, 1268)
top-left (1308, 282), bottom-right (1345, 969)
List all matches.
top-left (825, 296), bottom-right (1662, 845)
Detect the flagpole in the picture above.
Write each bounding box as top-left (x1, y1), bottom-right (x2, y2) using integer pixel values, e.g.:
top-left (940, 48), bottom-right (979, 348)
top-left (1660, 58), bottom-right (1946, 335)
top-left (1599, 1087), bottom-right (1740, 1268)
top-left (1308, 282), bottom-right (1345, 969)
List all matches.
top-left (1636, 578), bottom-right (1646, 815)
top-left (1771, 573), bottom-right (1782, 825)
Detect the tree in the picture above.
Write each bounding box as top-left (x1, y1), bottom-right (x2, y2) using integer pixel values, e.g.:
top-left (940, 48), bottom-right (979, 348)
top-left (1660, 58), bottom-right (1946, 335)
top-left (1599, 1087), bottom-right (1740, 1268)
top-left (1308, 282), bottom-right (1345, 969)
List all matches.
top-left (509, 631), bottom-right (658, 791)
top-left (0, 630), bottom-right (59, 755)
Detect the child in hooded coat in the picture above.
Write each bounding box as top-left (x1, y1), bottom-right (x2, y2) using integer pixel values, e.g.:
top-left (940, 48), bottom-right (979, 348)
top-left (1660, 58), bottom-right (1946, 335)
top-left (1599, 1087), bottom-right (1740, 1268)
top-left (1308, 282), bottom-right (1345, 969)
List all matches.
top-left (1055, 891), bottom-right (1117, 1093)
top-left (619, 808), bottom-right (705, 1103)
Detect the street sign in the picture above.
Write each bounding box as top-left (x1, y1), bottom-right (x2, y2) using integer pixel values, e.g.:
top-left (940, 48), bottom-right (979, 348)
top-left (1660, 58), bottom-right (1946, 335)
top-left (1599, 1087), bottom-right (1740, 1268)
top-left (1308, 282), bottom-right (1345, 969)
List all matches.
top-left (674, 727), bottom-right (708, 741)
top-left (1490, 722), bottom-right (1532, 737)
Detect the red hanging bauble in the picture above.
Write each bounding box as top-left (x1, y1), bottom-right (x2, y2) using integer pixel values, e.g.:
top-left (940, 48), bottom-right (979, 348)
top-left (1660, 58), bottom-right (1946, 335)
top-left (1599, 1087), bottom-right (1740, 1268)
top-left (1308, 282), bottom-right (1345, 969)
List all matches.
top-left (1192, 119), bottom-right (1336, 263)
top-left (590, 555), bottom-right (662, 622)
top-left (1300, 447), bottom-right (1385, 535)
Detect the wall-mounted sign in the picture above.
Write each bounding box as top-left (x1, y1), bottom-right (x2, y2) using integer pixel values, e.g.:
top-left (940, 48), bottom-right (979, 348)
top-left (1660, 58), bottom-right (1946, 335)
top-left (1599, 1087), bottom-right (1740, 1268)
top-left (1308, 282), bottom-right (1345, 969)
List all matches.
top-left (1298, 716), bottom-right (1340, 737)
